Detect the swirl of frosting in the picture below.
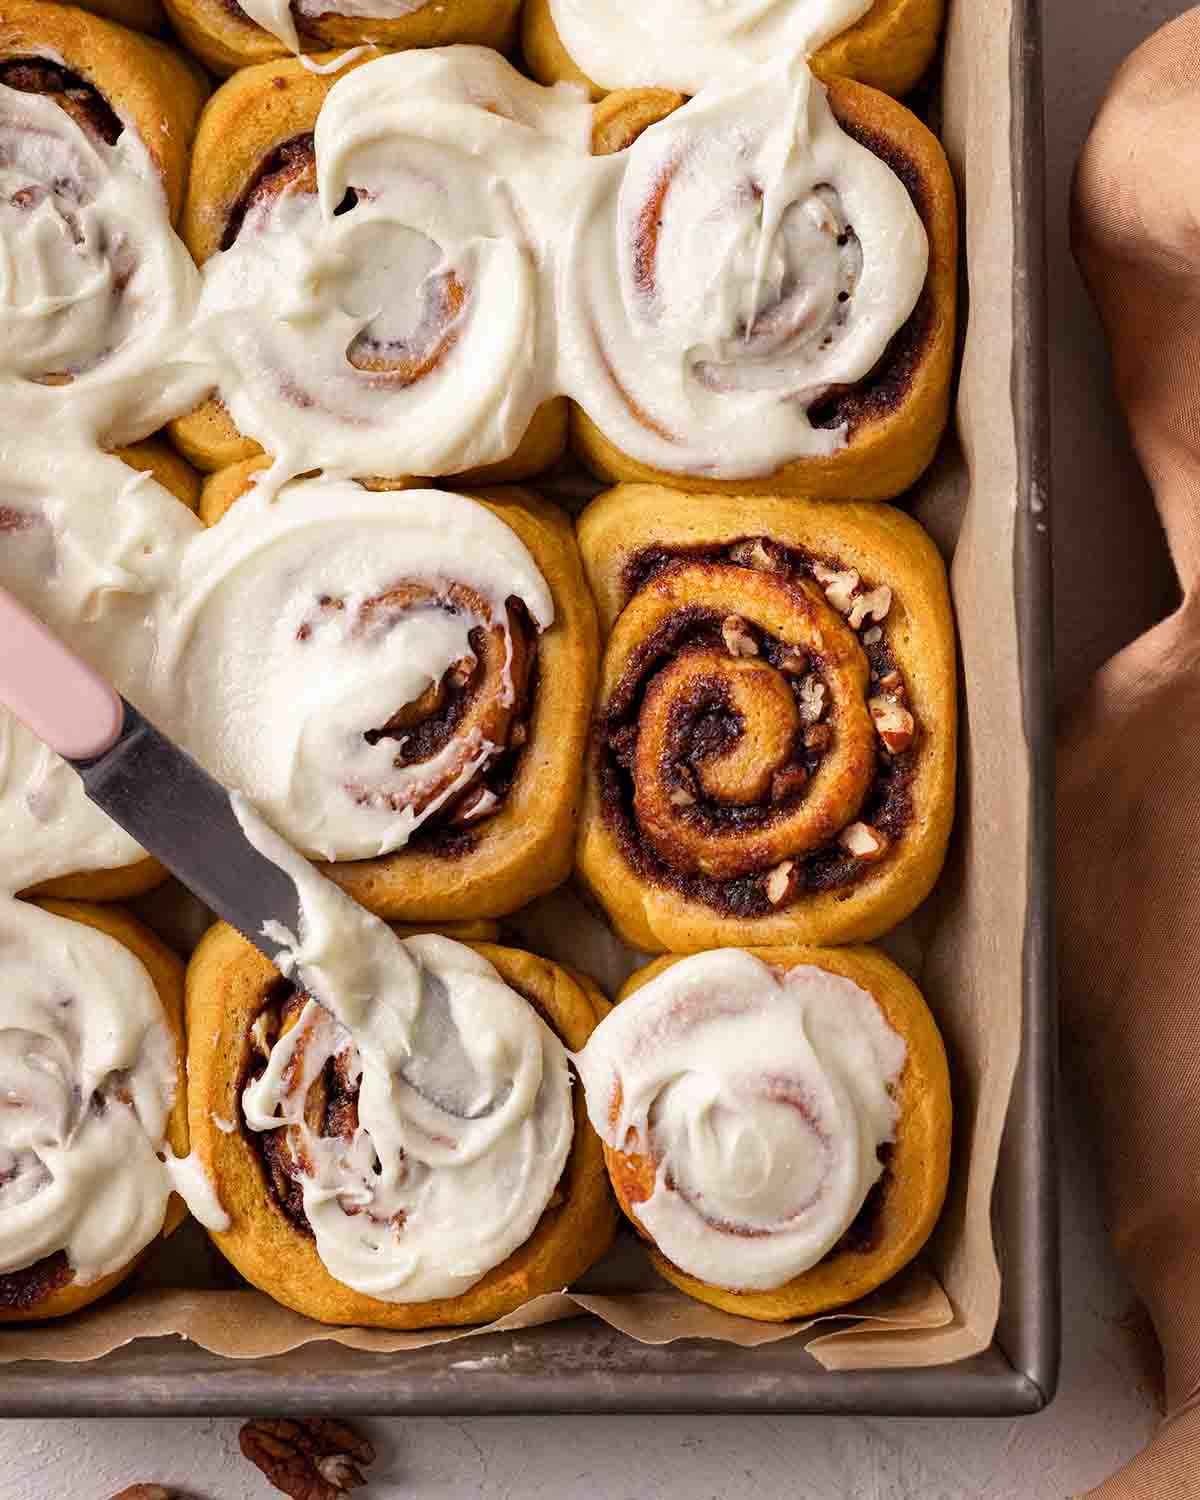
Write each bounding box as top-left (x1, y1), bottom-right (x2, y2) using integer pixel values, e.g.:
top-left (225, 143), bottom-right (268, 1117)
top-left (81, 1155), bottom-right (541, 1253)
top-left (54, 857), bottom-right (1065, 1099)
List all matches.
top-left (191, 48), bottom-right (589, 485)
top-left (547, 0), bottom-right (873, 93)
top-left (0, 897), bottom-right (180, 1283)
top-left (0, 74), bottom-right (205, 444)
top-left (562, 61), bottom-right (928, 479)
top-left (235, 803), bottom-right (574, 1301)
top-left (153, 479), bottom-right (554, 861)
top-left (574, 948), bottom-right (906, 1291)
top-left (597, 547), bottom-right (884, 905)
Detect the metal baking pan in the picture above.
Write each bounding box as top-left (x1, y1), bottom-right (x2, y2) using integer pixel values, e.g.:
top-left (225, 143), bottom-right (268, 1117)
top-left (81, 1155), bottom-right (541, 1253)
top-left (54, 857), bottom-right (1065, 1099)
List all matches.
top-left (0, 0), bottom-right (1056, 1416)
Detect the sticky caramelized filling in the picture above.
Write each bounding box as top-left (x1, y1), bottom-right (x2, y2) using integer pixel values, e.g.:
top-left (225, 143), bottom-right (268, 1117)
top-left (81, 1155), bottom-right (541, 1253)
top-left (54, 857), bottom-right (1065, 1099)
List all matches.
top-left (0, 58), bottom-right (122, 146)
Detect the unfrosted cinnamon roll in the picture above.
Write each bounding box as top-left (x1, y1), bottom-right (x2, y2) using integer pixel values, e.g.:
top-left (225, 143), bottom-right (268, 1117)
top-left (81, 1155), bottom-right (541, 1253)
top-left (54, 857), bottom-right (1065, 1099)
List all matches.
top-left (170, 51), bottom-right (570, 483)
top-left (187, 922), bottom-right (616, 1327)
top-left (0, 1), bottom-right (208, 446)
top-left (165, 463), bottom-right (598, 923)
top-left (0, 899), bottom-right (193, 1322)
top-left (576, 945), bottom-right (950, 1320)
top-left (576, 485), bottom-right (956, 951)
top-left (165, 0), bottom-right (520, 79)
top-left (524, 0), bottom-right (944, 102)
top-left (570, 69), bottom-right (957, 501)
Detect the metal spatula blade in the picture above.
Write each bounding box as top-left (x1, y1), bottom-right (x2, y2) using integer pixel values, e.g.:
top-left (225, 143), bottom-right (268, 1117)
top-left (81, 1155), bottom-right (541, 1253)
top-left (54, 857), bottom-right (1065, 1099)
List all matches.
top-left (0, 585), bottom-right (303, 969)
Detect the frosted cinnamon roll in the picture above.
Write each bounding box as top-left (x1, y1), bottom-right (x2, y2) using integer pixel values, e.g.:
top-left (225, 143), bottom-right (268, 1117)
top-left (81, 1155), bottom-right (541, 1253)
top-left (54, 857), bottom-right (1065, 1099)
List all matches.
top-left (156, 466), bottom-right (598, 922)
top-left (524, 0), bottom-right (944, 101)
top-left (0, 1), bottom-right (208, 446)
top-left (568, 67), bottom-right (957, 501)
top-left (171, 49), bottom-right (577, 483)
top-left (577, 946), bottom-right (950, 1320)
top-left (576, 485), bottom-right (956, 952)
top-left (0, 899), bottom-right (219, 1322)
top-left (165, 0), bottom-right (520, 79)
top-left (187, 884), bottom-right (616, 1327)
top-left (0, 446), bottom-right (199, 902)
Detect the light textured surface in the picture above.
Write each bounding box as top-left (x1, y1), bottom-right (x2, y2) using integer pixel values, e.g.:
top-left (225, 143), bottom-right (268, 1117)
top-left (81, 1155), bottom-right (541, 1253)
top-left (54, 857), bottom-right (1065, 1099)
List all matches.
top-left (0, 1), bottom-right (1184, 1494)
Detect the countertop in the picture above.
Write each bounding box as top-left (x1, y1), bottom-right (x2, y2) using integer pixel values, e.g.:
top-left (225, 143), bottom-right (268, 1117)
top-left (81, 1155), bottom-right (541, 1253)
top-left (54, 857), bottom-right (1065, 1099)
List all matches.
top-left (1, 1), bottom-right (1185, 1495)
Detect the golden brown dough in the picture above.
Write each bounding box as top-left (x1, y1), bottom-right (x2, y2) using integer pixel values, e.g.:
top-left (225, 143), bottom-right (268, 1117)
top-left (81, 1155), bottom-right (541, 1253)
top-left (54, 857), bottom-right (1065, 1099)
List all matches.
top-left (0, 900), bottom-right (188, 1323)
top-left (168, 55), bottom-right (565, 482)
top-left (0, 0), bottom-right (207, 224)
top-left (49, 0), bottom-right (166, 35)
top-left (523, 0), bottom-right (944, 101)
top-left (573, 79), bottom-right (957, 503)
top-left (605, 945), bottom-right (950, 1321)
top-left (576, 485), bottom-right (956, 951)
top-left (166, 0), bottom-right (520, 78)
top-left (186, 926), bottom-right (617, 1328)
top-left (198, 461), bottom-right (599, 924)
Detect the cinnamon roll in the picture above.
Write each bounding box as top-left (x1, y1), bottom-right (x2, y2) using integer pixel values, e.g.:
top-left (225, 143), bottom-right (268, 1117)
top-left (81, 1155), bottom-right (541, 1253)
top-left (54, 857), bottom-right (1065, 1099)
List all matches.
top-left (165, 0), bottom-right (520, 79)
top-left (187, 919), bottom-right (616, 1327)
top-left (170, 51), bottom-right (571, 483)
top-left (524, 0), bottom-right (944, 102)
top-left (1, 446), bottom-right (199, 903)
top-left (0, 898), bottom-right (195, 1322)
top-left (576, 945), bottom-right (950, 1320)
top-left (158, 465), bottom-right (598, 923)
top-left (0, 0), bottom-right (208, 446)
top-left (576, 485), bottom-right (956, 951)
top-left (569, 67), bottom-right (957, 501)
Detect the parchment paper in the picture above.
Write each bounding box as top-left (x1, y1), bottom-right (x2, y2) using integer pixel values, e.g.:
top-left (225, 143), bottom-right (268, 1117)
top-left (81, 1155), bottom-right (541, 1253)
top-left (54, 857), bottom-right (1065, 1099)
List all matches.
top-left (0, 0), bottom-right (1027, 1373)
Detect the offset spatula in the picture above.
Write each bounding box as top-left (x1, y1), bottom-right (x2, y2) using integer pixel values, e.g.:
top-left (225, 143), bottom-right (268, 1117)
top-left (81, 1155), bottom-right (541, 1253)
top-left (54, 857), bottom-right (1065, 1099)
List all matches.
top-left (0, 584), bottom-right (304, 968)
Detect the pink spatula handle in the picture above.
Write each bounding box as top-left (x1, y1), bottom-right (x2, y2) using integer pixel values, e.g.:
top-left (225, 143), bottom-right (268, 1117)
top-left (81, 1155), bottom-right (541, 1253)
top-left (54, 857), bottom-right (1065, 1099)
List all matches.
top-left (0, 586), bottom-right (124, 761)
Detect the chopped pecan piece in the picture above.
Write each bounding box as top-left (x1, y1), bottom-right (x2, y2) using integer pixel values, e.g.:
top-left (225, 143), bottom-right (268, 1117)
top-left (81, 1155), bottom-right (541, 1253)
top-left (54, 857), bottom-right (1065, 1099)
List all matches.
top-left (869, 696), bottom-right (915, 754)
top-left (777, 646), bottom-right (809, 676)
top-left (848, 585), bottom-right (892, 630)
top-left (861, 625), bottom-right (883, 646)
top-left (771, 764), bottom-right (809, 800)
top-left (730, 538), bottom-right (785, 572)
top-left (721, 615), bottom-right (759, 657)
top-left (766, 860), bottom-right (798, 906)
top-left (839, 822), bottom-right (889, 862)
top-left (240, 1418), bottom-right (375, 1500)
top-left (796, 675), bottom-right (828, 723)
top-left (813, 563), bottom-right (860, 614)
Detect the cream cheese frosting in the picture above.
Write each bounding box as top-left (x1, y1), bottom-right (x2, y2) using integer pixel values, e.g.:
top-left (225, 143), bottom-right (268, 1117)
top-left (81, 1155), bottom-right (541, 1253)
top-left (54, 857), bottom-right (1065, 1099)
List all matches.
top-left (574, 950), bottom-right (906, 1292)
top-left (547, 0), bottom-right (874, 93)
top-left (560, 61), bottom-right (929, 477)
top-left (152, 479), bottom-right (555, 860)
top-left (191, 48), bottom-right (591, 491)
top-left (0, 895), bottom-right (226, 1288)
top-left (0, 81), bottom-right (209, 449)
top-left (191, 48), bottom-right (927, 485)
top-left (234, 797), bottom-right (574, 1302)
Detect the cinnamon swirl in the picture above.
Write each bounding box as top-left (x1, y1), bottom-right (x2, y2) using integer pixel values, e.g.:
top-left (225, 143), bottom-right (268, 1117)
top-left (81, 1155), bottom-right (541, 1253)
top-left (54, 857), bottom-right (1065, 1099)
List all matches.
top-left (0, 899), bottom-right (194, 1322)
top-left (187, 917), bottom-right (616, 1327)
top-left (577, 945), bottom-right (950, 1320)
top-left (576, 485), bottom-right (956, 951)
top-left (170, 51), bottom-right (570, 483)
top-left (165, 0), bottom-right (520, 79)
top-left (570, 68), bottom-right (957, 500)
top-left (524, 0), bottom-right (944, 101)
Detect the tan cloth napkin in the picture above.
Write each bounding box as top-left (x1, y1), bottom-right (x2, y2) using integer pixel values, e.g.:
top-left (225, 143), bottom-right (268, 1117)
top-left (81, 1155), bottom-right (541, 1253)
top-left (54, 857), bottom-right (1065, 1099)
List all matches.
top-left (1061, 7), bottom-right (1200, 1495)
